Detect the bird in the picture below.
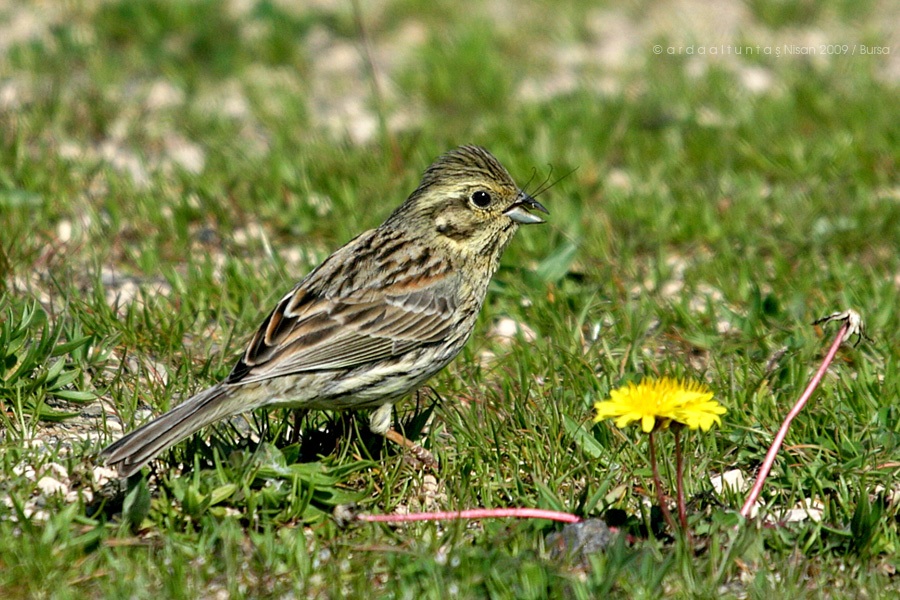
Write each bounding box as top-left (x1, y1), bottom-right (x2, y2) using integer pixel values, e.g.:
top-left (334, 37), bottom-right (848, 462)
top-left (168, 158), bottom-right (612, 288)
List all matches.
top-left (100, 145), bottom-right (548, 477)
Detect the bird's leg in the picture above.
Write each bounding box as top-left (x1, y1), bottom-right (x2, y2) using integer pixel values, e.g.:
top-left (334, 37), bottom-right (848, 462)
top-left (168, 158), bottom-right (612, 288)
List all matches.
top-left (369, 402), bottom-right (437, 468)
top-left (368, 402), bottom-right (394, 436)
top-left (289, 409), bottom-right (307, 445)
top-left (384, 429), bottom-right (437, 468)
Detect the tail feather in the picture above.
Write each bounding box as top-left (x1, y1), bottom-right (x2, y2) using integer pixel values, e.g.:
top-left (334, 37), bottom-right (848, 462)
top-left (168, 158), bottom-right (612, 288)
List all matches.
top-left (100, 384), bottom-right (233, 477)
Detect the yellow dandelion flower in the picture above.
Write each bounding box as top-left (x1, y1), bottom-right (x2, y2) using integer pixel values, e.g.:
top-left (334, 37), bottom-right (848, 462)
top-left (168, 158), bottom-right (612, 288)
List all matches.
top-left (594, 377), bottom-right (726, 433)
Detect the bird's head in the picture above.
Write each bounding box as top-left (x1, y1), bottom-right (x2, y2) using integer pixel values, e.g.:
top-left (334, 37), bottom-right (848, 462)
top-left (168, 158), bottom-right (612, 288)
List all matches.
top-left (386, 145), bottom-right (548, 258)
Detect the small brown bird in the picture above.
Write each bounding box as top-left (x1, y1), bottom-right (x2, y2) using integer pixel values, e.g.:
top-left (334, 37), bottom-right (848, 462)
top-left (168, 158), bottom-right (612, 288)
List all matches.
top-left (101, 145), bottom-right (548, 477)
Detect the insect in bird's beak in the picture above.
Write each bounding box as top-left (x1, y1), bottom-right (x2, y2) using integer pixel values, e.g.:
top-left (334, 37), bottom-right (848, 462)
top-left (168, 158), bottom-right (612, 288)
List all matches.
top-left (503, 193), bottom-right (549, 225)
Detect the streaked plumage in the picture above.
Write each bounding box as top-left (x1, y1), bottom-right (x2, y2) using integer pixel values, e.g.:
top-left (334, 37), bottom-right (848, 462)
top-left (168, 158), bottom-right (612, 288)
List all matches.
top-left (101, 145), bottom-right (547, 477)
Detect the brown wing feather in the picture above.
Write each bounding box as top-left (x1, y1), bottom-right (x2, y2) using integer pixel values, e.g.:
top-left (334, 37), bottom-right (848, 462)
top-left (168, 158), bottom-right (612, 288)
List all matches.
top-left (227, 245), bottom-right (458, 385)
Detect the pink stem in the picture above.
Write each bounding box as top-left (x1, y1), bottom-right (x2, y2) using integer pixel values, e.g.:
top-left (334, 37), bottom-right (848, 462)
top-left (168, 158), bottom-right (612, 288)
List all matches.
top-left (740, 322), bottom-right (849, 518)
top-left (357, 508), bottom-right (582, 524)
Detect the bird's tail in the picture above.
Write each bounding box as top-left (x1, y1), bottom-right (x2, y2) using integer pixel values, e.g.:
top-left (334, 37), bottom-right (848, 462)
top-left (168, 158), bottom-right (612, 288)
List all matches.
top-left (100, 383), bottom-right (233, 478)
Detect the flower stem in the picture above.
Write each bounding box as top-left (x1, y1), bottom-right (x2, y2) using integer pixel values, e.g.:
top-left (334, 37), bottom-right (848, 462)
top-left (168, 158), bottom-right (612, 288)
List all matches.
top-left (673, 426), bottom-right (691, 540)
top-left (740, 320), bottom-right (850, 518)
top-left (648, 430), bottom-right (677, 533)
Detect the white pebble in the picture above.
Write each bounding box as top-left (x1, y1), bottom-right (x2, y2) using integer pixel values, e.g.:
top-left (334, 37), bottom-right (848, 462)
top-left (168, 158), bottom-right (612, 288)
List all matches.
top-left (489, 317), bottom-right (537, 345)
top-left (37, 476), bottom-right (68, 495)
top-left (710, 469), bottom-right (747, 494)
top-left (92, 466), bottom-right (119, 487)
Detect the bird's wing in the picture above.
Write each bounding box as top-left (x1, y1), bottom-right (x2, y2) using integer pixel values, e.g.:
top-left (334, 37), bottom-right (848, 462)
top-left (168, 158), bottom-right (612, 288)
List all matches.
top-left (226, 267), bottom-right (459, 385)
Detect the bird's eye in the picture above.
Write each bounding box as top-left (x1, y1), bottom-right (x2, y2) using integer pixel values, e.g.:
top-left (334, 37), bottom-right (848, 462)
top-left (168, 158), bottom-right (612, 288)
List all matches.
top-left (470, 190), bottom-right (492, 208)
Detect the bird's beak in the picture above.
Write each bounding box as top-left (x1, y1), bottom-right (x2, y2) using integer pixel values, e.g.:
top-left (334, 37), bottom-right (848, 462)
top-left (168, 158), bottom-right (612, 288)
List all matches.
top-left (504, 193), bottom-right (549, 225)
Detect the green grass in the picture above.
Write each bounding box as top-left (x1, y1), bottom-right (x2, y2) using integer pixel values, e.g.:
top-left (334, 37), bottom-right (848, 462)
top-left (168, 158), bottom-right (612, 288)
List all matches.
top-left (2, 0), bottom-right (899, 597)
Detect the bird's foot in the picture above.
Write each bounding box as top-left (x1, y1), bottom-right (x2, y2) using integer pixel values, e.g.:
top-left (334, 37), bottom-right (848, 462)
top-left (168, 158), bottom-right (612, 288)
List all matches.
top-left (384, 428), bottom-right (437, 469)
